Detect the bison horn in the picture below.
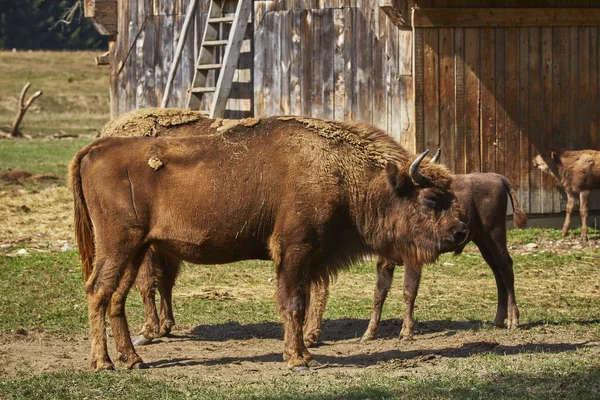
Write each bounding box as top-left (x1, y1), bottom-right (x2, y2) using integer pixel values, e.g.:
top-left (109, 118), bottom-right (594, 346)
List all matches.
top-left (430, 148), bottom-right (441, 163)
top-left (410, 149), bottom-right (430, 185)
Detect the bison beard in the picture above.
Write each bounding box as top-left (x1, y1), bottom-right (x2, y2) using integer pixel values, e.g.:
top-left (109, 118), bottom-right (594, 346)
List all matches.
top-left (71, 115), bottom-right (468, 371)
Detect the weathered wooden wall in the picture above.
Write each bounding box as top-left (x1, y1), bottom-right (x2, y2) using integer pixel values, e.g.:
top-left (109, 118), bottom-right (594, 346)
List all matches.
top-left (413, 0), bottom-right (600, 215)
top-left (253, 1), bottom-right (414, 147)
top-left (109, 0), bottom-right (254, 119)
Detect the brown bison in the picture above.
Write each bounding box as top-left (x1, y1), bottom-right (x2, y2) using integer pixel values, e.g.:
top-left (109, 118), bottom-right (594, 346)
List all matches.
top-left (533, 150), bottom-right (600, 240)
top-left (71, 114), bottom-right (468, 371)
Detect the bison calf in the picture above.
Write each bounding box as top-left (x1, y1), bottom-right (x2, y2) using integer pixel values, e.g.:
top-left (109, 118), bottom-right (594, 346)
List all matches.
top-left (533, 150), bottom-right (600, 240)
top-left (71, 116), bottom-right (468, 372)
top-left (357, 172), bottom-right (527, 342)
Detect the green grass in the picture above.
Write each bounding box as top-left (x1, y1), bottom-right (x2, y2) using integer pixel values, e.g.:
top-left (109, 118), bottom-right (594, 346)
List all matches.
top-left (0, 51), bottom-right (109, 136)
top-left (0, 137), bottom-right (94, 184)
top-left (1, 358), bottom-right (600, 400)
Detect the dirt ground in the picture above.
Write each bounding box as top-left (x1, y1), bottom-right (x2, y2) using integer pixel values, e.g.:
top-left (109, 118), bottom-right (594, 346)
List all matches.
top-left (2, 317), bottom-right (598, 381)
top-left (1, 186), bottom-right (599, 380)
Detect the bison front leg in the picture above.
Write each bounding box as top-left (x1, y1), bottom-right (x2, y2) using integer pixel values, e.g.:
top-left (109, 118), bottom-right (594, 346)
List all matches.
top-left (562, 192), bottom-right (577, 236)
top-left (303, 276), bottom-right (329, 348)
top-left (580, 191), bottom-right (591, 240)
top-left (361, 258), bottom-right (396, 342)
top-left (400, 265), bottom-right (421, 341)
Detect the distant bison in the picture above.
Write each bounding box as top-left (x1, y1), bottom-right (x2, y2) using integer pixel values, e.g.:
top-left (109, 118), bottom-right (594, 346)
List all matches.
top-left (342, 171), bottom-right (527, 343)
top-left (533, 150), bottom-right (600, 240)
top-left (72, 114), bottom-right (468, 371)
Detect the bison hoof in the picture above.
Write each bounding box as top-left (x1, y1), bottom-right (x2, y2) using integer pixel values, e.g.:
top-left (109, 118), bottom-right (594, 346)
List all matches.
top-left (360, 331), bottom-right (376, 342)
top-left (133, 335), bottom-right (153, 346)
top-left (159, 321), bottom-right (174, 337)
top-left (92, 359), bottom-right (115, 372)
top-left (399, 333), bottom-right (414, 342)
top-left (127, 355), bottom-right (144, 370)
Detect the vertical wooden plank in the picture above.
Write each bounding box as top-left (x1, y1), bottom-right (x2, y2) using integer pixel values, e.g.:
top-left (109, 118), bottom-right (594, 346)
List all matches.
top-left (280, 11), bottom-right (291, 115)
top-left (518, 28), bottom-right (530, 212)
top-left (529, 27), bottom-right (541, 215)
top-left (333, 9), bottom-right (345, 121)
top-left (540, 27), bottom-right (553, 214)
top-left (271, 14), bottom-right (282, 116)
top-left (397, 29), bottom-right (413, 149)
top-left (301, 11), bottom-right (313, 116)
top-left (373, 25), bottom-right (386, 130)
top-left (439, 27), bottom-right (455, 171)
top-left (344, 7), bottom-right (355, 121)
top-left (321, 9), bottom-right (335, 119)
top-left (567, 27), bottom-right (578, 150)
top-left (553, 28), bottom-right (565, 211)
top-left (590, 27), bottom-right (599, 150)
top-left (454, 27), bottom-right (465, 174)
top-left (414, 27), bottom-right (425, 154)
top-left (504, 27), bottom-right (520, 199)
top-left (311, 10), bottom-right (322, 118)
top-left (253, 4), bottom-right (266, 117)
top-left (592, 27), bottom-right (599, 150)
top-left (290, 11), bottom-right (302, 116)
top-left (356, 10), bottom-right (373, 123)
top-left (423, 28), bottom-right (439, 154)
top-left (480, 28), bottom-right (495, 173)
top-left (143, 16), bottom-right (157, 107)
top-left (464, 27), bottom-right (479, 173)
top-left (577, 27), bottom-right (590, 149)
top-left (495, 27), bottom-right (506, 179)
top-left (154, 14), bottom-right (164, 109)
top-left (559, 27), bottom-right (571, 152)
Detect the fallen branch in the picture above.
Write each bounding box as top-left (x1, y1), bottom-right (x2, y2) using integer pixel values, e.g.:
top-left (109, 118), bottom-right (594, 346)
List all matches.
top-left (10, 82), bottom-right (43, 137)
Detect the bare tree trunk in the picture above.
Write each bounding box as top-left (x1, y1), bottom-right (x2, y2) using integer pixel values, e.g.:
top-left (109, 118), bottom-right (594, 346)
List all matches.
top-left (10, 82), bottom-right (43, 137)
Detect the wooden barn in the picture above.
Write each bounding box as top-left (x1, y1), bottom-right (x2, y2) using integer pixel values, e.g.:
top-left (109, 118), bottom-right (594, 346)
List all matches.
top-left (85, 0), bottom-right (600, 218)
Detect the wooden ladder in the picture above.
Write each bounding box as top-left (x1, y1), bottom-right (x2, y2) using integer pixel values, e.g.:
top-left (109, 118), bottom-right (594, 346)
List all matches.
top-left (187, 0), bottom-right (252, 118)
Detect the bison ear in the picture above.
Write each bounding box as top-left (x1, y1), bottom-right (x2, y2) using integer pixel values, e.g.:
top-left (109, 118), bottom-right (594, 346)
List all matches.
top-left (386, 161), bottom-right (412, 194)
top-left (551, 151), bottom-right (561, 164)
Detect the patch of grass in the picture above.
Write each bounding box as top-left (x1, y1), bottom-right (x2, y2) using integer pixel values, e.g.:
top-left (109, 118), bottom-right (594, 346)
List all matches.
top-left (0, 137), bottom-right (93, 186)
top-left (0, 51), bottom-right (109, 136)
top-left (2, 357), bottom-right (600, 400)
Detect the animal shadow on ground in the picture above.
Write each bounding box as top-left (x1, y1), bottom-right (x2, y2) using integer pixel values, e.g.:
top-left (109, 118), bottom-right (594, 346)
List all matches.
top-left (141, 318), bottom-right (596, 369)
top-left (143, 339), bottom-right (591, 369)
top-left (178, 317), bottom-right (600, 342)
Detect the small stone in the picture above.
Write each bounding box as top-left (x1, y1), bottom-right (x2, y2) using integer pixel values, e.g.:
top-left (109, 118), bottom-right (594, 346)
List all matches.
top-left (443, 262), bottom-right (456, 266)
top-left (524, 243), bottom-right (538, 250)
top-left (60, 243), bottom-right (74, 252)
top-left (16, 248), bottom-right (28, 255)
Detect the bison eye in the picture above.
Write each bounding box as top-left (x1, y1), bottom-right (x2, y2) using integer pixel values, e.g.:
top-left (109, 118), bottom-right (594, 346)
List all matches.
top-left (423, 194), bottom-right (439, 208)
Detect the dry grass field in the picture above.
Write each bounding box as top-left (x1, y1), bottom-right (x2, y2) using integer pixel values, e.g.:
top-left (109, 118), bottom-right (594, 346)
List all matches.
top-left (1, 51), bottom-right (600, 399)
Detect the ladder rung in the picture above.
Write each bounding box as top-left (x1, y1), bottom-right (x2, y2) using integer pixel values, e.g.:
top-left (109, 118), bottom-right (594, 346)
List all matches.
top-left (191, 87), bottom-right (216, 93)
top-left (203, 40), bottom-right (229, 47)
top-left (208, 16), bottom-right (234, 23)
top-left (197, 63), bottom-right (222, 70)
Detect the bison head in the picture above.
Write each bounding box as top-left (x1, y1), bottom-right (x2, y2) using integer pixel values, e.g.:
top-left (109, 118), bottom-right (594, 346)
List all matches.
top-left (378, 150), bottom-right (468, 268)
top-left (533, 152), bottom-right (561, 179)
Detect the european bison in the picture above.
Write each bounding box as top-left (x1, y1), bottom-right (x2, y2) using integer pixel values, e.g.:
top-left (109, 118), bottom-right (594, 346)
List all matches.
top-left (533, 150), bottom-right (600, 240)
top-left (71, 115), bottom-right (469, 371)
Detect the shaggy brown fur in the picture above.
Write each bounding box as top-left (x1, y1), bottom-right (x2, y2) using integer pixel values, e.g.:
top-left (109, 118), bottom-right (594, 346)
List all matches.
top-left (72, 113), bottom-right (468, 371)
top-left (533, 150), bottom-right (600, 240)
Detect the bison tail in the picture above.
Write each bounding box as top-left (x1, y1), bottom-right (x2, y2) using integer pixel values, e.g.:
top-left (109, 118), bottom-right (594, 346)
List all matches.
top-left (502, 176), bottom-right (528, 229)
top-left (69, 145), bottom-right (96, 283)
